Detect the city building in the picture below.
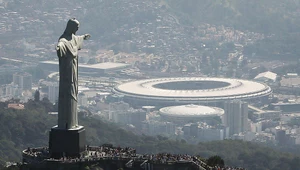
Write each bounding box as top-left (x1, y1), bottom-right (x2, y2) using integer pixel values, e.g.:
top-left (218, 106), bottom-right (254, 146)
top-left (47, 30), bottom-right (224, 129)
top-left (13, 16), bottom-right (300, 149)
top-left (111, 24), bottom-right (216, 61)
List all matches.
top-left (0, 85), bottom-right (4, 97)
top-left (271, 102), bottom-right (300, 112)
top-left (13, 72), bottom-right (32, 91)
top-left (5, 83), bottom-right (20, 97)
top-left (142, 120), bottom-right (175, 136)
top-left (7, 103), bottom-right (25, 110)
top-left (109, 101), bottom-right (130, 122)
top-left (286, 73), bottom-right (298, 78)
top-left (251, 110), bottom-right (281, 121)
top-left (78, 92), bottom-right (88, 107)
top-left (275, 127), bottom-right (287, 145)
top-left (250, 122), bottom-right (262, 133)
top-left (183, 122), bottom-right (229, 141)
top-left (224, 100), bottom-right (249, 136)
top-left (232, 132), bottom-right (256, 141)
top-left (128, 109), bottom-right (147, 128)
top-left (48, 82), bottom-right (59, 103)
top-left (254, 71), bottom-right (277, 83)
top-left (109, 102), bottom-right (146, 128)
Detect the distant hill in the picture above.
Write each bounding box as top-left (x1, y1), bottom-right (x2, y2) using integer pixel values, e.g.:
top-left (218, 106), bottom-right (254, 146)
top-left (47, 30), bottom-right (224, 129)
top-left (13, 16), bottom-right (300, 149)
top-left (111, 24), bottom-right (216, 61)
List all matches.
top-left (164, 0), bottom-right (300, 59)
top-left (2, 0), bottom-right (300, 59)
top-left (0, 100), bottom-right (300, 170)
top-left (4, 0), bottom-right (299, 35)
top-left (165, 0), bottom-right (300, 34)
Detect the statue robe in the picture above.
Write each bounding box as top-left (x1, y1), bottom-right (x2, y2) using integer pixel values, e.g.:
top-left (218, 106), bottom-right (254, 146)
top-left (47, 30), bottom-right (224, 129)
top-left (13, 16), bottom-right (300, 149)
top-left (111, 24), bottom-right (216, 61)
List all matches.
top-left (56, 25), bottom-right (85, 129)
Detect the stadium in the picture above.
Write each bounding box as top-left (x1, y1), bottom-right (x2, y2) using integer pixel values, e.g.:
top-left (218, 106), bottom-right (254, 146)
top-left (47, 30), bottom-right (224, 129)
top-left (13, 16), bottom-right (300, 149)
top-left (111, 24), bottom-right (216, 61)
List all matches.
top-left (112, 77), bottom-right (272, 107)
top-left (159, 104), bottom-right (224, 124)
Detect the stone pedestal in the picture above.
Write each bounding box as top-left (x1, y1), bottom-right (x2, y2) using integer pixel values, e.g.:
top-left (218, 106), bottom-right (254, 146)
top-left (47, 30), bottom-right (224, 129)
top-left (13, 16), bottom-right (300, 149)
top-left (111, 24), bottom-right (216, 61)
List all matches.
top-left (49, 126), bottom-right (86, 158)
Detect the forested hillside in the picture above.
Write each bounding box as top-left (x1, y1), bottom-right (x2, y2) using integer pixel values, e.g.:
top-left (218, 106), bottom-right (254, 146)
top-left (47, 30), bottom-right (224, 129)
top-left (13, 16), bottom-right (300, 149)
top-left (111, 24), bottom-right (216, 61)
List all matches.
top-left (0, 100), bottom-right (300, 170)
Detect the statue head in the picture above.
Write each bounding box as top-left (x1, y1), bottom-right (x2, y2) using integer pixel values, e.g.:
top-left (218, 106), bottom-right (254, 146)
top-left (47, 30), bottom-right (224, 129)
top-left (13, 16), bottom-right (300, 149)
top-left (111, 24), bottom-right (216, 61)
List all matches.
top-left (64, 18), bottom-right (80, 35)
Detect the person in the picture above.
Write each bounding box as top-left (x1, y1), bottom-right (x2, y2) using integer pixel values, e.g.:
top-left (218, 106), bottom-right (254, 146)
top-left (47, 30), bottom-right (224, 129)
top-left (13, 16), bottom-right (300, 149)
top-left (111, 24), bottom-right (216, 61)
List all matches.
top-left (56, 18), bottom-right (90, 129)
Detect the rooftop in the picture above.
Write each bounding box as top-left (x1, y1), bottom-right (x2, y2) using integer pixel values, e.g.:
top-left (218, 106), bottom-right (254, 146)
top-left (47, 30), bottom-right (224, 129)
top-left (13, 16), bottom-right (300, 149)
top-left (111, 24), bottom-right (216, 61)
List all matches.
top-left (114, 77), bottom-right (272, 101)
top-left (160, 104), bottom-right (224, 118)
top-left (254, 71), bottom-right (277, 82)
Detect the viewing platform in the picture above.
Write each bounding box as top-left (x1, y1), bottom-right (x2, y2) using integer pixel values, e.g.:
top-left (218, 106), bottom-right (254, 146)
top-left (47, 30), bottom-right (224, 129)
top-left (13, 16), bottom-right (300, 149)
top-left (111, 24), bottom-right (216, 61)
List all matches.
top-left (22, 144), bottom-right (209, 170)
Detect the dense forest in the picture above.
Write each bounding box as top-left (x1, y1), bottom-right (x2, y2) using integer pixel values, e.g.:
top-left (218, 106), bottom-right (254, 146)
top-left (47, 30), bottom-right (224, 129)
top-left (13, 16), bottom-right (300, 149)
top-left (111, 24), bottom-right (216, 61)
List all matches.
top-left (0, 99), bottom-right (300, 170)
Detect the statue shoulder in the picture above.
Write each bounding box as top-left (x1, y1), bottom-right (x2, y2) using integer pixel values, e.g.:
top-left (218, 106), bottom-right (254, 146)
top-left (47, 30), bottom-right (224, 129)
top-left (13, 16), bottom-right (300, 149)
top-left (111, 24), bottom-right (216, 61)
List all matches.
top-left (56, 38), bottom-right (67, 50)
top-left (56, 39), bottom-right (68, 57)
top-left (58, 38), bottom-right (68, 44)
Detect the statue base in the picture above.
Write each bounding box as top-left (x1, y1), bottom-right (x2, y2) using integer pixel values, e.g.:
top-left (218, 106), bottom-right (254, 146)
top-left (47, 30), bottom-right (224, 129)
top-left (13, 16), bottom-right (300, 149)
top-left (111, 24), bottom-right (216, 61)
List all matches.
top-left (49, 125), bottom-right (86, 159)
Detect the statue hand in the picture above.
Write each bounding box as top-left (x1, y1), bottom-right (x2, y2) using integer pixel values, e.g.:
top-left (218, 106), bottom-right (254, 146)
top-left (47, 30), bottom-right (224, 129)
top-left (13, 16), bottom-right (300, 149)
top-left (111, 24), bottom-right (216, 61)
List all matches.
top-left (84, 34), bottom-right (91, 40)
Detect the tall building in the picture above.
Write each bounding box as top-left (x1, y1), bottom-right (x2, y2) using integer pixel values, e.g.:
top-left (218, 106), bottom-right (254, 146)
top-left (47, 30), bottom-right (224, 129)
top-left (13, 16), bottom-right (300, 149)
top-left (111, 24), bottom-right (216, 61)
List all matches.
top-left (241, 102), bottom-right (248, 132)
top-left (142, 120), bottom-right (175, 136)
top-left (13, 72), bottom-right (32, 91)
top-left (224, 100), bottom-right (248, 136)
top-left (183, 122), bottom-right (229, 141)
top-left (5, 83), bottom-right (20, 97)
top-left (109, 102), bottom-right (146, 128)
top-left (109, 101), bottom-right (130, 122)
top-left (48, 83), bottom-right (59, 103)
top-left (0, 85), bottom-right (4, 97)
top-left (78, 92), bottom-right (88, 107)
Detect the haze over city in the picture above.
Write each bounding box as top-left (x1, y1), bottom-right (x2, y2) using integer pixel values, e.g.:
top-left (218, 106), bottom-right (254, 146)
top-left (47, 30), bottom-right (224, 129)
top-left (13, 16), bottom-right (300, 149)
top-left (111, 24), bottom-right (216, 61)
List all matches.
top-left (1, 0), bottom-right (300, 170)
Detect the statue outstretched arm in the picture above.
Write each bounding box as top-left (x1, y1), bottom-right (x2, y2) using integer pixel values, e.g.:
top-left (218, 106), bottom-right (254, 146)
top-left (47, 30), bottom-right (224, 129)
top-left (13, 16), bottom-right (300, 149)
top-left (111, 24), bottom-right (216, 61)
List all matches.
top-left (76, 34), bottom-right (90, 50)
top-left (84, 34), bottom-right (91, 40)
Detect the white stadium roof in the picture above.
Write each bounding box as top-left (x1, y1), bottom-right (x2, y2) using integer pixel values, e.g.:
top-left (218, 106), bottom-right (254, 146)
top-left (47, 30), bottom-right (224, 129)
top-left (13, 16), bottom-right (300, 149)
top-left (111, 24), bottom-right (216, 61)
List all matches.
top-left (159, 104), bottom-right (224, 118)
top-left (113, 77), bottom-right (272, 103)
top-left (254, 71), bottom-right (277, 82)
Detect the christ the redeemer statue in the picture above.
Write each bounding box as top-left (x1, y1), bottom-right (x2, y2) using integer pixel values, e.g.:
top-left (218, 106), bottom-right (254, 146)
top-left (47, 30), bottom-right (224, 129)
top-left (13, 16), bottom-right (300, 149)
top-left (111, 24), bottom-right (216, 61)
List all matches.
top-left (56, 18), bottom-right (90, 129)
top-left (49, 18), bottom-right (90, 158)
top-left (49, 18), bottom-right (90, 159)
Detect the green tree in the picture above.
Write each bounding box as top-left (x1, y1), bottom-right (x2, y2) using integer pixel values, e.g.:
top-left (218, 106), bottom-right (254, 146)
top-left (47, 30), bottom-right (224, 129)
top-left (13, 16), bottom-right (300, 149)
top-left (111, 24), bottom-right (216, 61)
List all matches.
top-left (207, 155), bottom-right (225, 167)
top-left (34, 90), bottom-right (40, 102)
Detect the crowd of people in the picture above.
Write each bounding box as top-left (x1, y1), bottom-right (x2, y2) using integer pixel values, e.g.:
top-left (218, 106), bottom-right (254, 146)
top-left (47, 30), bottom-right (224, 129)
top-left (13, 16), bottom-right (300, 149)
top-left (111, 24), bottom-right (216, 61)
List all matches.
top-left (211, 166), bottom-right (246, 170)
top-left (23, 145), bottom-right (138, 164)
top-left (87, 145), bottom-right (136, 159)
top-left (23, 147), bottom-right (49, 162)
top-left (23, 145), bottom-right (246, 170)
top-left (143, 153), bottom-right (194, 163)
top-left (138, 153), bottom-right (210, 170)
